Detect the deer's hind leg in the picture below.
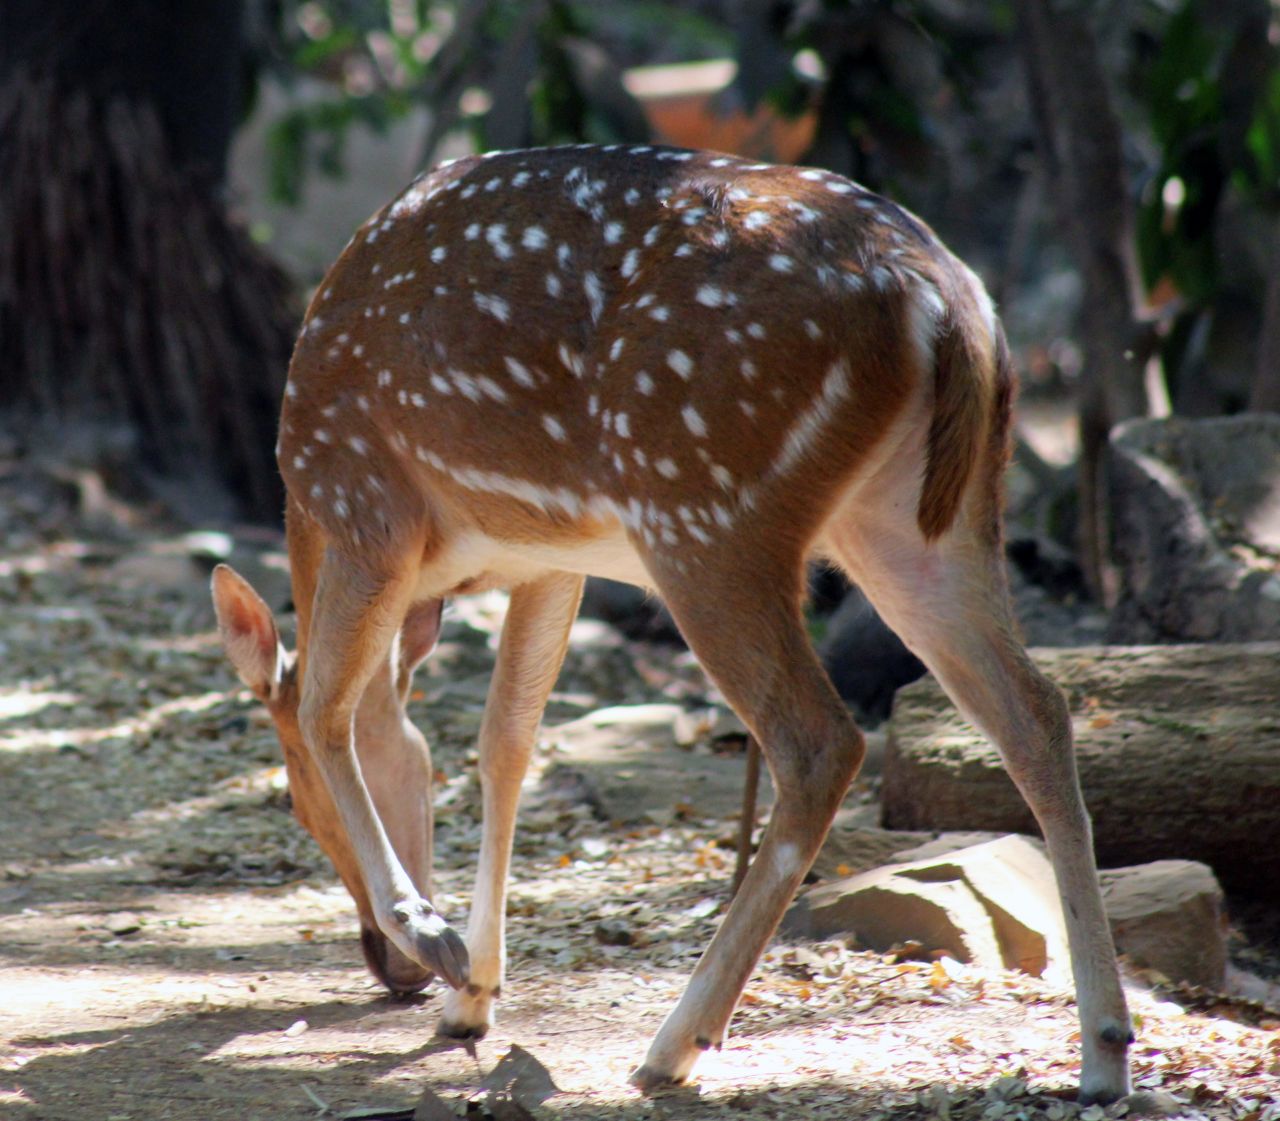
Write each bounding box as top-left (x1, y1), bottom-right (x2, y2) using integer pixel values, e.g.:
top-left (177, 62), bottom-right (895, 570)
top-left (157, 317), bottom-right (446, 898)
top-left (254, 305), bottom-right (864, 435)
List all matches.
top-left (827, 498), bottom-right (1132, 1104)
top-left (632, 547), bottom-right (866, 1088)
top-left (296, 534), bottom-right (469, 989)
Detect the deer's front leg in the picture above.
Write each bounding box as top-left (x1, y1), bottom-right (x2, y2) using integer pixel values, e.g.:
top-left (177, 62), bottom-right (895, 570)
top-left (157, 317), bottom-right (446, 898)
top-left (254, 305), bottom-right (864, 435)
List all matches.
top-left (299, 550), bottom-right (469, 989)
top-left (439, 572), bottom-right (585, 1038)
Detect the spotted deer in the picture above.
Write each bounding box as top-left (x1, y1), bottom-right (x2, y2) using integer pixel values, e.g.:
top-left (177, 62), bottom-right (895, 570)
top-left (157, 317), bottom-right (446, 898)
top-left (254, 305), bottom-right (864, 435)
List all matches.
top-left (211, 143), bottom-right (1133, 1102)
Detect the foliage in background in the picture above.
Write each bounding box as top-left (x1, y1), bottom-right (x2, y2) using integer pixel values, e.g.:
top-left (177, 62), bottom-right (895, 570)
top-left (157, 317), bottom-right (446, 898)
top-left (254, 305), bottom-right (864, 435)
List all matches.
top-left (254, 0), bottom-right (1000, 204)
top-left (1136, 0), bottom-right (1278, 303)
top-left (256, 0), bottom-right (732, 204)
top-left (1129, 0), bottom-right (1279, 411)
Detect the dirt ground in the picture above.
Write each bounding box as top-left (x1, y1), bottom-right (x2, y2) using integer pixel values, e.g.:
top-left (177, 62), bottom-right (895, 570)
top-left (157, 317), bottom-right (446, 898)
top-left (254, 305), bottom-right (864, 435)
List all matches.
top-left (1, 463), bottom-right (1278, 1121)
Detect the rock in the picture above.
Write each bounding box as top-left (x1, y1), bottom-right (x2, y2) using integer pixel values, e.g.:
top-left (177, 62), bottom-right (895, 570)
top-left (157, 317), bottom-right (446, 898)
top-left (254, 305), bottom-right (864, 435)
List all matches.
top-left (1119, 1089), bottom-right (1194, 1118)
top-left (534, 704), bottom-right (774, 824)
top-left (818, 557), bottom-right (1105, 726)
top-left (882, 644), bottom-right (1280, 894)
top-left (789, 837), bottom-right (1231, 990)
top-left (888, 832), bottom-right (1007, 863)
top-left (786, 864), bottom-right (1007, 969)
top-left (808, 809), bottom-right (931, 882)
top-left (673, 706), bottom-right (749, 747)
top-left (785, 835), bottom-right (1069, 977)
top-left (1099, 860), bottom-right (1228, 989)
top-left (1107, 415), bottom-right (1280, 643)
top-left (107, 551), bottom-right (204, 591)
top-left (578, 577), bottom-right (681, 643)
top-left (820, 584), bottom-right (925, 726)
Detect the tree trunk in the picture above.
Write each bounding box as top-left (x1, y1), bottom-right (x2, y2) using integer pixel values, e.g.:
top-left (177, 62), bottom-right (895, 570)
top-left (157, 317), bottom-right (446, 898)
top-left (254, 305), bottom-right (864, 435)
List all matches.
top-left (882, 644), bottom-right (1280, 895)
top-left (1250, 225), bottom-right (1280, 412)
top-left (0, 0), bottom-right (294, 522)
top-left (1013, 2), bottom-right (1153, 599)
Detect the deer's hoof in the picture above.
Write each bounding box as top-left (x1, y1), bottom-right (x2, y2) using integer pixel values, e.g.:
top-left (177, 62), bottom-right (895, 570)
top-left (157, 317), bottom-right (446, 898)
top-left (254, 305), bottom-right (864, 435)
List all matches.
top-left (629, 1064), bottom-right (685, 1093)
top-left (436, 1017), bottom-right (490, 1040)
top-left (438, 982), bottom-right (498, 1040)
top-left (388, 900), bottom-right (470, 990)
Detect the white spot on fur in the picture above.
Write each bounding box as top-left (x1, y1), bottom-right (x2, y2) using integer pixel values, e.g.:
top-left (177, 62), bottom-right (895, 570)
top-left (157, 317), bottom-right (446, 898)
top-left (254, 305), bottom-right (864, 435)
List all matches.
top-left (769, 359), bottom-right (852, 479)
top-left (667, 350), bottom-right (693, 379)
top-left (681, 404), bottom-right (708, 437)
top-left (504, 356), bottom-right (536, 388)
top-left (558, 342), bottom-right (585, 377)
top-left (485, 223), bottom-right (513, 259)
top-left (584, 272), bottom-right (605, 323)
top-left (474, 292), bottom-right (511, 323)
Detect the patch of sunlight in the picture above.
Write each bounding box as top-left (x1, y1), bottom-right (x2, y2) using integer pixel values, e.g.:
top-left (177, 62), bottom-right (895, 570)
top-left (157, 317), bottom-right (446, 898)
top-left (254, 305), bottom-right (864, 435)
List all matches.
top-left (206, 1022), bottom-right (414, 1067)
top-left (448, 588), bottom-right (509, 635)
top-left (0, 689), bottom-right (227, 754)
top-left (0, 687), bottom-right (79, 721)
top-left (139, 630), bottom-right (226, 654)
top-left (0, 553), bottom-right (55, 579)
top-left (0, 967), bottom-right (241, 1030)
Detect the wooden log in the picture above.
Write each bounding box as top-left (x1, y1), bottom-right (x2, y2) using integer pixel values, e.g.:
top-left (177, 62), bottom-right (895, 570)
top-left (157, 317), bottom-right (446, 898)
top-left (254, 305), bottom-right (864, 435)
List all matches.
top-left (882, 644), bottom-right (1280, 895)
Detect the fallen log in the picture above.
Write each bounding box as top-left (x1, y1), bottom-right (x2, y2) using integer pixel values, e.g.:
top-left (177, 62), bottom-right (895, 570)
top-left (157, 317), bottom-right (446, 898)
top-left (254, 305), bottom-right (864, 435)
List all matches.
top-left (882, 644), bottom-right (1280, 894)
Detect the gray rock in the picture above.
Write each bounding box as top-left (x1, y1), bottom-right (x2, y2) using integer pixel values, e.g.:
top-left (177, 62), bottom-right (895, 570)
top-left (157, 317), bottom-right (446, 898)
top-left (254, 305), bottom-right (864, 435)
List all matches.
top-left (1100, 860), bottom-right (1228, 989)
top-left (820, 584), bottom-right (925, 726)
top-left (533, 704), bottom-right (774, 825)
top-left (785, 834), bottom-right (1070, 977)
top-left (1108, 415), bottom-right (1280, 643)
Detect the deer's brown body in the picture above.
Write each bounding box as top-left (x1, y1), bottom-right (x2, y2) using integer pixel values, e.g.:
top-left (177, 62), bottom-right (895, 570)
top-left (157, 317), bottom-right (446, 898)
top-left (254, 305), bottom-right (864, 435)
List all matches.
top-left (213, 144), bottom-right (1132, 1102)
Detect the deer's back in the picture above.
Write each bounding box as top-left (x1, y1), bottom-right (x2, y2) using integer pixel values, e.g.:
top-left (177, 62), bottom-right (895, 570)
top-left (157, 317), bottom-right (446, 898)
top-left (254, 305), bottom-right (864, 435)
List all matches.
top-left (278, 145), bottom-right (977, 568)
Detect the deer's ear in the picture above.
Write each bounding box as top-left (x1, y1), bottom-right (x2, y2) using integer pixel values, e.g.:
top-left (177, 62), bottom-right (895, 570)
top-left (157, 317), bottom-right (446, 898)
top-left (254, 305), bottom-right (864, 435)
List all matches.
top-left (211, 564), bottom-right (283, 699)
top-left (396, 598), bottom-right (443, 697)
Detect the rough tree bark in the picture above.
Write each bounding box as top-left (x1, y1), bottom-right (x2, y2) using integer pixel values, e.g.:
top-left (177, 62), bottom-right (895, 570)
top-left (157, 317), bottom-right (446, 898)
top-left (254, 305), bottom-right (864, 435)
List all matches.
top-left (1251, 234), bottom-right (1280, 412)
top-left (1013, 1), bottom-right (1155, 598)
top-left (0, 0), bottom-right (295, 522)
